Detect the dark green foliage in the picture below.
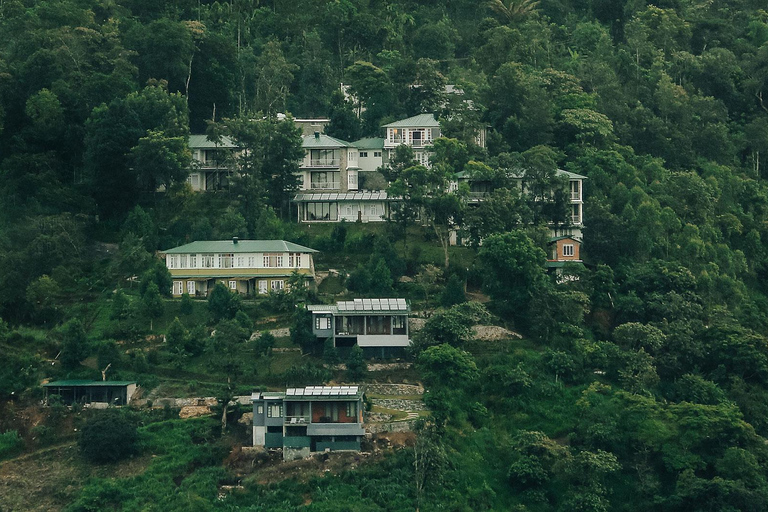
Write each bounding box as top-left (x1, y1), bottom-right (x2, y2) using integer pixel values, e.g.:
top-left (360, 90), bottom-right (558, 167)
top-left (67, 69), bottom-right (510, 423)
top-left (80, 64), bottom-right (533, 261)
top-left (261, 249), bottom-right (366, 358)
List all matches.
top-left (140, 282), bottom-right (164, 331)
top-left (323, 337), bottom-right (340, 365)
top-left (282, 363), bottom-right (330, 387)
top-left (78, 410), bottom-right (138, 463)
top-left (179, 293), bottom-right (193, 315)
top-left (346, 345), bottom-right (367, 381)
top-left (59, 318), bottom-right (89, 369)
top-left (0, 431), bottom-right (23, 461)
top-left (254, 331), bottom-right (275, 357)
top-left (207, 283), bottom-right (241, 323)
top-left (290, 307), bottom-right (316, 354)
top-left (440, 274), bottom-right (466, 307)
top-left (166, 317), bottom-right (187, 352)
top-left (110, 290), bottom-right (130, 321)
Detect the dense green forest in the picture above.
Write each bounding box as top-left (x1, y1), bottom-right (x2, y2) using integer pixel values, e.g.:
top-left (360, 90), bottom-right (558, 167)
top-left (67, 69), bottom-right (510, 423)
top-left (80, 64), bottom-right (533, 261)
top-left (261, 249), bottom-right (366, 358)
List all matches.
top-left (5, 0), bottom-right (768, 510)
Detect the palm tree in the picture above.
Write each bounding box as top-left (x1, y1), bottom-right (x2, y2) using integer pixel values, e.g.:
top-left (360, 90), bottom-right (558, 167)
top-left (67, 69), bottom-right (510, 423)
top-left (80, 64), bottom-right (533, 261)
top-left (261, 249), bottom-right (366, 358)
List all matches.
top-left (485, 0), bottom-right (540, 25)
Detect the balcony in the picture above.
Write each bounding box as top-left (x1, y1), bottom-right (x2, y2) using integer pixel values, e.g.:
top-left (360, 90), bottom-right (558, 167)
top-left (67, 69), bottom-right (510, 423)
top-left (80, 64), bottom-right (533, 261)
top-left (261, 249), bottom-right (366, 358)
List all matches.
top-left (310, 181), bottom-right (340, 190)
top-left (285, 415), bottom-right (311, 425)
top-left (308, 159), bottom-right (339, 167)
top-left (571, 193), bottom-right (582, 201)
top-left (572, 216), bottom-right (582, 225)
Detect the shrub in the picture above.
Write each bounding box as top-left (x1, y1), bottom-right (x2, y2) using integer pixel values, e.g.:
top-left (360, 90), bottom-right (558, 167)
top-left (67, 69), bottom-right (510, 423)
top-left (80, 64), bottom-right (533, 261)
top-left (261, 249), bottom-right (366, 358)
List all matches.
top-left (0, 430), bottom-right (23, 460)
top-left (78, 410), bottom-right (138, 463)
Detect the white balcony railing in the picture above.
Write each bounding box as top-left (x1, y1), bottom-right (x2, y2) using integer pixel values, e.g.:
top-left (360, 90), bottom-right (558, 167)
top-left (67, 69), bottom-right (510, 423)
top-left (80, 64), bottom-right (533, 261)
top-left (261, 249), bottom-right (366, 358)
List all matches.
top-left (309, 159), bottom-right (339, 167)
top-left (310, 182), bottom-right (340, 190)
top-left (571, 193), bottom-right (581, 201)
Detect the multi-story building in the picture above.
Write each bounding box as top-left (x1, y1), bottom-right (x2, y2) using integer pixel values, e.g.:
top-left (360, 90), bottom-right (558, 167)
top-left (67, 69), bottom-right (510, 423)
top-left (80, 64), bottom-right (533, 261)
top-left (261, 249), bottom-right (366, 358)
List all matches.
top-left (307, 298), bottom-right (411, 358)
top-left (382, 113), bottom-right (441, 167)
top-left (293, 132), bottom-right (391, 223)
top-left (252, 386), bottom-right (365, 461)
top-left (187, 135), bottom-right (238, 191)
top-left (161, 238), bottom-right (317, 297)
top-left (454, 168), bottom-right (586, 239)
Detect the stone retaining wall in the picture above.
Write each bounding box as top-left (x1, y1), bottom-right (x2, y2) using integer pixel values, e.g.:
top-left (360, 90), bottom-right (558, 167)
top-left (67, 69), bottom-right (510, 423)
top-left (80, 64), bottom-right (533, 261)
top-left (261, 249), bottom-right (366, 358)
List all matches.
top-left (370, 399), bottom-right (428, 412)
top-left (366, 419), bottom-right (419, 434)
top-left (364, 384), bottom-right (423, 395)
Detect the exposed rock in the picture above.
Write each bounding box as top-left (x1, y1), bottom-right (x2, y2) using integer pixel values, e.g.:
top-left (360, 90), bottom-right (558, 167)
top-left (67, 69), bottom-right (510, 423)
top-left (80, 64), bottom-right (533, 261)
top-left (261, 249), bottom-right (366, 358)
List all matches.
top-left (472, 325), bottom-right (522, 340)
top-left (239, 412), bottom-right (253, 426)
top-left (179, 405), bottom-right (212, 419)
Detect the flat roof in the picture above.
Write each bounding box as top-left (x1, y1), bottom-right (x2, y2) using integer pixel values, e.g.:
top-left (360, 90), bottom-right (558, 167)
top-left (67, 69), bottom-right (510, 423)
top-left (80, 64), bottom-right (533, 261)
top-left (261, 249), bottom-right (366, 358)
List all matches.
top-left (162, 240), bottom-right (318, 254)
top-left (308, 298), bottom-right (410, 315)
top-left (285, 386), bottom-right (361, 400)
top-left (44, 380), bottom-right (136, 387)
top-left (293, 191), bottom-right (390, 202)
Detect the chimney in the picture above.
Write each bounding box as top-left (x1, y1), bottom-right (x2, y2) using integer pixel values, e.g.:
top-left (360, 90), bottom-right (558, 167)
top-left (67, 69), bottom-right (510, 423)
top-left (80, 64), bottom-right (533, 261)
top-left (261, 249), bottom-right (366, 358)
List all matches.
top-left (314, 131), bottom-right (320, 140)
top-left (232, 237), bottom-right (238, 244)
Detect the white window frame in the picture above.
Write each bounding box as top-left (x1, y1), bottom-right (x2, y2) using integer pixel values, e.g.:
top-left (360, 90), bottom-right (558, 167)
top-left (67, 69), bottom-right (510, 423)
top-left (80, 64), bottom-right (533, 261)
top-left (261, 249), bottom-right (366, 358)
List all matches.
top-left (258, 280), bottom-right (268, 294)
top-left (229, 280), bottom-right (237, 290)
top-left (271, 280), bottom-right (284, 291)
top-left (315, 317), bottom-right (330, 330)
top-left (359, 151), bottom-right (368, 158)
top-left (173, 281), bottom-right (183, 295)
top-left (187, 281), bottom-right (196, 295)
top-left (190, 254), bottom-right (197, 268)
top-left (563, 244), bottom-right (574, 257)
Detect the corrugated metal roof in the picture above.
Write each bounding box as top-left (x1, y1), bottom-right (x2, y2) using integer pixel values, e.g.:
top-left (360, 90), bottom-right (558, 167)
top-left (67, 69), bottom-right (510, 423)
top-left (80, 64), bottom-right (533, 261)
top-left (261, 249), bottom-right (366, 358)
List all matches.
top-left (188, 135), bottom-right (237, 149)
top-left (382, 113), bottom-right (439, 128)
top-left (353, 137), bottom-right (385, 149)
top-left (292, 191), bottom-right (389, 202)
top-left (44, 380), bottom-right (136, 387)
top-left (302, 133), bottom-right (354, 149)
top-left (162, 240), bottom-right (318, 254)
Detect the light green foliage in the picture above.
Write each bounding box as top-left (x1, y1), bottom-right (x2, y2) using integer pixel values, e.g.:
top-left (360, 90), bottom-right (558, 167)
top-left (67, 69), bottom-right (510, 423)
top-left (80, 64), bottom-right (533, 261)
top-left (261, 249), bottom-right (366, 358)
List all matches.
top-left (0, 431), bottom-right (23, 461)
top-left (417, 344), bottom-right (478, 389)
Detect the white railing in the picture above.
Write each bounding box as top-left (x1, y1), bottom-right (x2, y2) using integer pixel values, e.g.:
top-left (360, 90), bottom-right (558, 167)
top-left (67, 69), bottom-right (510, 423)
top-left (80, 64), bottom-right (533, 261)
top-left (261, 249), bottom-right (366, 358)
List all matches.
top-left (311, 182), bottom-right (340, 190)
top-left (309, 159), bottom-right (339, 167)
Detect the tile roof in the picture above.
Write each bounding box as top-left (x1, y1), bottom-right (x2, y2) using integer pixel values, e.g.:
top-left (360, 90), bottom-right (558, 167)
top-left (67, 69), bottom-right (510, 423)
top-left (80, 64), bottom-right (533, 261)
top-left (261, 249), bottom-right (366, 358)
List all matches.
top-left (162, 240), bottom-right (318, 254)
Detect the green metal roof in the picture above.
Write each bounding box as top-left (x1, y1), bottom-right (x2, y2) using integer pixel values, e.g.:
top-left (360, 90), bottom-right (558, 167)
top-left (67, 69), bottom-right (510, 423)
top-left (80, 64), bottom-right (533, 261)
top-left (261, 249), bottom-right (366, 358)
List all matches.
top-left (382, 113), bottom-right (439, 128)
top-left (302, 133), bottom-right (354, 149)
top-left (353, 137), bottom-right (385, 149)
top-left (188, 134), bottom-right (237, 149)
top-left (162, 240), bottom-right (318, 254)
top-left (545, 261), bottom-right (585, 268)
top-left (44, 380), bottom-right (136, 387)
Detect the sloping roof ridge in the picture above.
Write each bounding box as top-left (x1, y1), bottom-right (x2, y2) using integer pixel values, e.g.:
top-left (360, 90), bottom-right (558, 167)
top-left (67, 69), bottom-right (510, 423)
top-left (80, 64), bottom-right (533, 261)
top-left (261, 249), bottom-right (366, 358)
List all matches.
top-left (382, 113), bottom-right (439, 128)
top-left (162, 239), bottom-right (318, 254)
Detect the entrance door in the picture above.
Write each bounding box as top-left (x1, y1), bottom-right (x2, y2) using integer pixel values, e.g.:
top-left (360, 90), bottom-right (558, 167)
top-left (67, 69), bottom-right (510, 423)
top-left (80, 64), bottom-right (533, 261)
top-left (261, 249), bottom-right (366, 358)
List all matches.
top-left (187, 281), bottom-right (195, 295)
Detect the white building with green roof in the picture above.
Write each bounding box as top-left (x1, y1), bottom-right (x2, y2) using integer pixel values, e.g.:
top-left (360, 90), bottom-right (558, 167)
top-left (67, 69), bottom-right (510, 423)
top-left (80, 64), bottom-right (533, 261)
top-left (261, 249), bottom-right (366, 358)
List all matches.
top-left (161, 239), bottom-right (317, 297)
top-left (383, 113), bottom-right (441, 167)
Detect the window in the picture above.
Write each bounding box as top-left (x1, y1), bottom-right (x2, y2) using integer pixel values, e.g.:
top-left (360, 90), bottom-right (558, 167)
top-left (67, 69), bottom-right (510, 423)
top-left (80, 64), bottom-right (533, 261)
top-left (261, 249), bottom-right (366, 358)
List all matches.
top-left (219, 253), bottom-right (233, 268)
top-left (374, 151), bottom-right (381, 158)
top-left (187, 281), bottom-right (196, 295)
top-left (271, 280), bottom-right (284, 291)
top-left (203, 254), bottom-right (214, 268)
top-left (311, 171), bottom-right (340, 190)
top-left (263, 254), bottom-right (284, 267)
top-left (276, 254), bottom-right (284, 267)
top-left (188, 174), bottom-right (200, 189)
top-left (173, 281), bottom-right (183, 295)
top-left (267, 404), bottom-right (282, 418)
top-left (572, 204), bottom-right (581, 224)
top-left (258, 280), bottom-right (267, 294)
top-left (190, 254), bottom-right (197, 268)
top-left (167, 255), bottom-right (176, 269)
top-left (237, 256), bottom-right (244, 267)
top-left (179, 255), bottom-right (187, 268)
top-left (257, 405), bottom-right (264, 415)
top-left (346, 402), bottom-right (356, 418)
top-left (359, 151), bottom-right (368, 158)
top-left (310, 149), bottom-right (338, 166)
top-left (229, 280), bottom-right (237, 290)
top-left (571, 180), bottom-right (581, 201)
top-left (348, 172), bottom-right (357, 187)
top-left (247, 256), bottom-right (255, 267)
top-left (392, 315), bottom-right (406, 335)
top-left (316, 317), bottom-right (330, 330)
top-left (563, 244), bottom-right (574, 257)
top-left (305, 202), bottom-right (338, 221)
top-left (289, 253), bottom-right (302, 267)
top-left (367, 316), bottom-right (391, 335)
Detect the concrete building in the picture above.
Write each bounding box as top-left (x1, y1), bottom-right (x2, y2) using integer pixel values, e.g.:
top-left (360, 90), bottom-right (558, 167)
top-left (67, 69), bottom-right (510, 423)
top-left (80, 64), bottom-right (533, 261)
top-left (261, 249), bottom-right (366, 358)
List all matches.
top-left (43, 380), bottom-right (137, 407)
top-left (186, 135), bottom-right (238, 191)
top-left (252, 386), bottom-right (365, 461)
top-left (308, 298), bottom-right (411, 358)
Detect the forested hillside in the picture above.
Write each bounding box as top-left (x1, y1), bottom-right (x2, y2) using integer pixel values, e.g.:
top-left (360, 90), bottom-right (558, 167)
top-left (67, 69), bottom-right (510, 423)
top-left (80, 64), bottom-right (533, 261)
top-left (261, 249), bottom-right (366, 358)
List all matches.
top-left (4, 0), bottom-right (768, 510)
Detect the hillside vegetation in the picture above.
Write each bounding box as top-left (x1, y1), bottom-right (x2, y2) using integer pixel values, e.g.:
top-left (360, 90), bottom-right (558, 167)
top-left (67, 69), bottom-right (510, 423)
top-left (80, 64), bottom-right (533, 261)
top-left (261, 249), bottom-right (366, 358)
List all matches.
top-left (3, 0), bottom-right (768, 510)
